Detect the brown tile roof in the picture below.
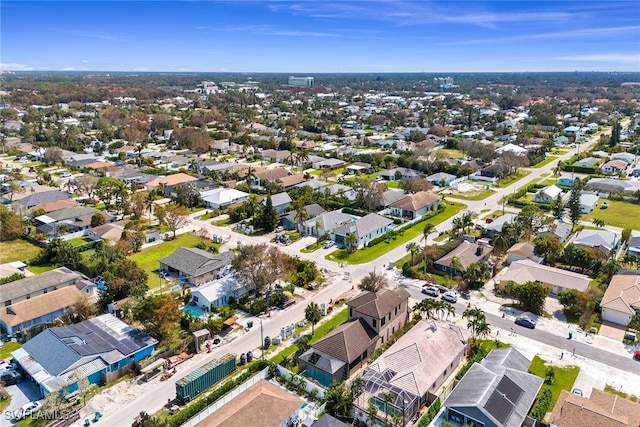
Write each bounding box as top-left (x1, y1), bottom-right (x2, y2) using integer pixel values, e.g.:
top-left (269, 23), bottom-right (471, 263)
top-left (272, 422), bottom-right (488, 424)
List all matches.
top-left (549, 389), bottom-right (640, 427)
top-left (347, 288), bottom-right (410, 319)
top-left (255, 168), bottom-right (290, 181)
top-left (313, 318), bottom-right (378, 363)
top-left (389, 191), bottom-right (439, 211)
top-left (195, 379), bottom-right (303, 427)
top-left (276, 173), bottom-right (306, 188)
top-left (601, 275), bottom-right (640, 316)
top-left (146, 172), bottom-right (198, 188)
top-left (30, 198), bottom-right (78, 213)
top-left (0, 286), bottom-right (81, 327)
top-left (84, 161), bottom-right (114, 171)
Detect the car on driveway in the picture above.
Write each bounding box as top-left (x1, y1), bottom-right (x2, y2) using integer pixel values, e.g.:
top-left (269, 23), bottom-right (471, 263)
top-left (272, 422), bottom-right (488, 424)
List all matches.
top-left (600, 202), bottom-right (609, 209)
top-left (442, 291), bottom-right (458, 303)
top-left (0, 370), bottom-right (23, 385)
top-left (14, 401), bottom-right (42, 420)
top-left (61, 172), bottom-right (72, 178)
top-left (323, 240), bottom-right (335, 249)
top-left (422, 286), bottom-right (440, 297)
top-left (634, 350), bottom-right (640, 360)
top-left (572, 388), bottom-right (583, 397)
top-left (515, 316), bottom-right (536, 329)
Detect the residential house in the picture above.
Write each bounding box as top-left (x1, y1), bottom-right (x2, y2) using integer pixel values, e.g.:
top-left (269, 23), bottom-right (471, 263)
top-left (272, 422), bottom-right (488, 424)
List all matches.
top-left (577, 193), bottom-right (599, 213)
top-left (557, 175), bottom-right (576, 187)
top-left (294, 179), bottom-right (330, 193)
top-left (573, 229), bottom-right (620, 255)
top-left (479, 163), bottom-right (510, 179)
top-left (600, 275), bottom-right (640, 326)
top-left (276, 173), bottom-right (306, 188)
top-left (281, 203), bottom-right (325, 232)
top-left (379, 167), bottom-right (421, 181)
top-left (485, 213), bottom-right (516, 238)
top-left (0, 267), bottom-right (81, 307)
top-left (435, 241), bottom-right (492, 276)
top-left (426, 172), bottom-right (457, 187)
top-left (159, 248), bottom-right (234, 286)
top-left (549, 389), bottom-right (640, 427)
top-left (506, 242), bottom-right (543, 265)
top-left (299, 288), bottom-right (410, 386)
top-left (193, 379), bottom-right (305, 427)
top-left (251, 168), bottom-right (290, 188)
top-left (30, 198), bottom-right (78, 214)
top-left (0, 286), bottom-right (81, 336)
top-left (553, 135), bottom-right (569, 145)
top-left (498, 259), bottom-right (591, 295)
top-left (312, 157), bottom-right (345, 170)
top-left (381, 189), bottom-right (408, 208)
top-left (601, 159), bottom-right (628, 174)
top-left (585, 178), bottom-right (640, 194)
top-left (262, 192), bottom-right (291, 214)
top-left (35, 206), bottom-right (113, 237)
top-left (5, 187), bottom-right (72, 208)
top-left (303, 211), bottom-right (354, 237)
top-left (189, 274), bottom-right (248, 312)
top-left (355, 321), bottom-right (470, 424)
top-left (611, 152), bottom-right (636, 164)
top-left (345, 162), bottom-right (373, 175)
top-left (574, 157), bottom-right (601, 168)
top-left (326, 184), bottom-right (357, 201)
top-left (533, 185), bottom-right (562, 204)
top-left (260, 149), bottom-right (291, 164)
top-left (496, 143), bottom-right (527, 156)
top-left (12, 314), bottom-right (157, 397)
top-left (333, 213), bottom-right (394, 249)
top-left (627, 236), bottom-right (640, 258)
top-left (145, 173), bottom-right (198, 194)
top-left (201, 188), bottom-right (249, 210)
top-left (538, 220), bottom-right (572, 243)
top-left (440, 348), bottom-right (543, 427)
top-left (389, 191), bottom-right (440, 220)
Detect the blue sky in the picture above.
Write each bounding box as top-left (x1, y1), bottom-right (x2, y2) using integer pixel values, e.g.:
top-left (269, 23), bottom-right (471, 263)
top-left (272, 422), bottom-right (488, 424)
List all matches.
top-left (2, 1), bottom-right (639, 72)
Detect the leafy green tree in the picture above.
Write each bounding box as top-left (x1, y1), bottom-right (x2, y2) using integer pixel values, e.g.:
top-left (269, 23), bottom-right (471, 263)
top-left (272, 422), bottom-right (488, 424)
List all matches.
top-left (510, 281), bottom-right (549, 315)
top-left (551, 193), bottom-right (564, 220)
top-left (350, 376), bottom-right (366, 398)
top-left (90, 212), bottom-right (106, 227)
top-left (0, 205), bottom-right (23, 241)
top-left (99, 258), bottom-right (148, 306)
top-left (231, 243), bottom-right (293, 296)
top-left (533, 235), bottom-right (563, 264)
top-left (324, 382), bottom-right (354, 420)
top-left (155, 203), bottom-right (189, 238)
top-left (592, 218), bottom-right (605, 228)
top-left (568, 179), bottom-right (583, 229)
top-left (464, 262), bottom-right (490, 289)
top-left (305, 302), bottom-right (322, 335)
top-left (621, 227), bottom-right (632, 244)
top-left (134, 294), bottom-right (180, 342)
top-left (255, 195), bottom-right (278, 232)
top-left (95, 176), bottom-right (127, 209)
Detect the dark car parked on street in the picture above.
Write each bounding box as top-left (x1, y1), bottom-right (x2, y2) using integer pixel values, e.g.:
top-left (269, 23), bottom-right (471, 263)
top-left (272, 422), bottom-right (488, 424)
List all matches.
top-left (515, 317), bottom-right (536, 329)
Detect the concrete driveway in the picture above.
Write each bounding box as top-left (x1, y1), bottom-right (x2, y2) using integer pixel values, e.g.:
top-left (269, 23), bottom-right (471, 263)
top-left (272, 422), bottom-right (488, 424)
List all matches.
top-left (1, 380), bottom-right (40, 427)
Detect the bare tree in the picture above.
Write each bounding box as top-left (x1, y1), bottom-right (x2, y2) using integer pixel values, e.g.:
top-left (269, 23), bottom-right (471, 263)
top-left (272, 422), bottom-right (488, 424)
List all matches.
top-left (231, 243), bottom-right (293, 296)
top-left (358, 270), bottom-right (388, 292)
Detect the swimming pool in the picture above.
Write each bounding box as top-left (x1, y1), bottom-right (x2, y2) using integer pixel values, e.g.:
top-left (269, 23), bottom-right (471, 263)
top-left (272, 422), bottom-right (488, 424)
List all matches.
top-left (183, 306), bottom-right (206, 318)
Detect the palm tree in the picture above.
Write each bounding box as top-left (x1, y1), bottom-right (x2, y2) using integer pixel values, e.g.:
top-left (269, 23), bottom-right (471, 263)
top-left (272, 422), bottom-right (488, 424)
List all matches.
top-left (435, 300), bottom-right (456, 320)
top-left (421, 223), bottom-right (436, 273)
top-left (346, 233), bottom-right (358, 253)
top-left (383, 392), bottom-right (394, 422)
top-left (593, 218), bottom-right (605, 228)
top-left (350, 376), bottom-right (366, 399)
top-left (368, 403), bottom-right (378, 427)
top-left (305, 302), bottom-right (322, 335)
top-left (296, 149), bottom-right (310, 171)
top-left (413, 298), bottom-right (437, 320)
top-left (463, 308), bottom-right (490, 338)
top-left (406, 242), bottom-right (420, 266)
top-left (450, 256), bottom-right (463, 279)
top-left (144, 191), bottom-right (155, 224)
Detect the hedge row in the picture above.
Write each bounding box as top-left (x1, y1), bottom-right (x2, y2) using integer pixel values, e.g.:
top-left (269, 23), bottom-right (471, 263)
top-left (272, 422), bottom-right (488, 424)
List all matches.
top-left (342, 207), bottom-right (369, 217)
top-left (416, 398), bottom-right (441, 427)
top-left (165, 360), bottom-right (269, 427)
top-left (531, 388), bottom-right (553, 421)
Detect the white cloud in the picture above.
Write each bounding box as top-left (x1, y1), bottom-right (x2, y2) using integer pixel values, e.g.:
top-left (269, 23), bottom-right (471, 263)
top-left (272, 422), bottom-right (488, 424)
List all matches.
top-left (0, 63), bottom-right (34, 70)
top-left (195, 25), bottom-right (338, 38)
top-left (81, 60), bottom-right (90, 64)
top-left (61, 67), bottom-right (75, 71)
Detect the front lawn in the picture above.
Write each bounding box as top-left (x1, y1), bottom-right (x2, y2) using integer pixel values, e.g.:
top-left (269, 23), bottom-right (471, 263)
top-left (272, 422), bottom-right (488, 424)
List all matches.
top-left (435, 149), bottom-right (464, 159)
top-left (385, 180), bottom-right (401, 189)
top-left (584, 199), bottom-right (640, 230)
top-left (0, 341), bottom-right (21, 359)
top-left (532, 156), bottom-right (558, 169)
top-left (0, 239), bottom-right (42, 264)
top-left (301, 241), bottom-right (323, 253)
top-left (528, 356), bottom-right (579, 413)
top-left (447, 189), bottom-right (495, 201)
top-left (496, 171), bottom-right (531, 188)
top-left (325, 201), bottom-right (465, 265)
top-left (128, 233), bottom-right (201, 289)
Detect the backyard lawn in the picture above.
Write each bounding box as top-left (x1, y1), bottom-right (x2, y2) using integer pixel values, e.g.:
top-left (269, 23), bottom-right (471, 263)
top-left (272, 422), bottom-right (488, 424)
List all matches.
top-left (435, 149), bottom-right (464, 159)
top-left (584, 199), bottom-right (640, 230)
top-left (0, 239), bottom-right (42, 264)
top-left (325, 201), bottom-right (465, 265)
top-left (129, 233), bottom-right (201, 289)
top-left (447, 189), bottom-right (495, 201)
top-left (0, 341), bottom-right (21, 359)
top-left (528, 356), bottom-right (579, 412)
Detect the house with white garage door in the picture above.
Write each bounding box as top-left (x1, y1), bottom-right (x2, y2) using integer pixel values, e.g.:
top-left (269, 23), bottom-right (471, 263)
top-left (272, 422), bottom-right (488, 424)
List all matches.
top-left (600, 275), bottom-right (640, 326)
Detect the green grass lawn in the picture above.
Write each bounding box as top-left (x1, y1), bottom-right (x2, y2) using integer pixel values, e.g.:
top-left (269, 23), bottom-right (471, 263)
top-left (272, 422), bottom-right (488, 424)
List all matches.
top-left (325, 202), bottom-right (465, 265)
top-left (537, 178), bottom-right (558, 187)
top-left (528, 356), bottom-right (579, 412)
top-left (301, 241), bottom-right (323, 253)
top-left (447, 189), bottom-right (495, 201)
top-left (532, 156), bottom-right (558, 169)
top-left (0, 239), bottom-right (42, 264)
top-left (66, 236), bottom-right (94, 247)
top-left (584, 199), bottom-right (640, 230)
top-left (385, 181), bottom-right (401, 189)
top-left (212, 217), bottom-right (233, 226)
top-left (435, 149), bottom-right (464, 159)
top-left (129, 233), bottom-right (201, 289)
top-left (0, 341), bottom-right (21, 359)
top-left (26, 264), bottom-right (57, 274)
top-left (496, 170), bottom-right (531, 188)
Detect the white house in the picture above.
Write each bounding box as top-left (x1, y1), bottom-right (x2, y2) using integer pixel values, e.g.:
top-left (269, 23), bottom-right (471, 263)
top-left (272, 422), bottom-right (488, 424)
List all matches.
top-left (600, 275), bottom-right (640, 326)
top-left (201, 188), bottom-right (249, 210)
top-left (190, 274), bottom-right (248, 311)
top-left (333, 213), bottom-right (394, 249)
top-left (533, 185), bottom-right (562, 204)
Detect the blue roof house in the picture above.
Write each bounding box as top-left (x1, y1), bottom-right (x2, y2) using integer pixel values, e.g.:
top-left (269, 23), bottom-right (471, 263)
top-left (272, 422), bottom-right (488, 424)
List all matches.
top-left (12, 314), bottom-right (157, 397)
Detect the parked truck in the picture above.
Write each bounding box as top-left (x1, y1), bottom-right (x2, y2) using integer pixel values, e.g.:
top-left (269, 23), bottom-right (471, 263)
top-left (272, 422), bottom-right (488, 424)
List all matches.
top-left (175, 353), bottom-right (236, 402)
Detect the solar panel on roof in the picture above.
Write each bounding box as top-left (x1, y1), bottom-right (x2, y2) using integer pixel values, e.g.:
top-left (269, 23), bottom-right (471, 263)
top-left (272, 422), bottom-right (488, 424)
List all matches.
top-left (484, 390), bottom-right (514, 425)
top-left (497, 375), bottom-right (523, 403)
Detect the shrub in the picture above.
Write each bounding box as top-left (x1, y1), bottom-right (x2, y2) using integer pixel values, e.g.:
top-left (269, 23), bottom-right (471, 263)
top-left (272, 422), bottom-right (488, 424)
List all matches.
top-left (531, 389), bottom-right (553, 421)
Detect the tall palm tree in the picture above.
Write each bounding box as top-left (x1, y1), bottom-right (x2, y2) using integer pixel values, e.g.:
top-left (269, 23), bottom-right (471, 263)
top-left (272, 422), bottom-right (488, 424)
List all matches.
top-left (383, 392), bottom-right (394, 422)
top-left (436, 300), bottom-right (456, 320)
top-left (346, 233), bottom-right (358, 253)
top-left (296, 149), bottom-right (310, 171)
top-left (413, 298), bottom-right (437, 320)
top-left (450, 256), bottom-right (463, 279)
top-left (144, 191), bottom-right (155, 224)
top-left (405, 242), bottom-right (420, 266)
top-left (421, 223), bottom-right (436, 273)
top-left (305, 302), bottom-right (322, 335)
top-left (350, 376), bottom-right (366, 399)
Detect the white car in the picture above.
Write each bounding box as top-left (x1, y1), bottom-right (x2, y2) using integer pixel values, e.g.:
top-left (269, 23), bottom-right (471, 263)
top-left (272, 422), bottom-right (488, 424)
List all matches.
top-left (442, 291), bottom-right (458, 303)
top-left (324, 240), bottom-right (335, 249)
top-left (61, 172), bottom-right (72, 178)
top-left (422, 286), bottom-right (440, 297)
top-left (15, 401), bottom-right (42, 420)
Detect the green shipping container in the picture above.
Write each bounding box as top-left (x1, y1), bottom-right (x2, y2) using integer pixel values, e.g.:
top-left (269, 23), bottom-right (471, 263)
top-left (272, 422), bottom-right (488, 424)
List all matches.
top-left (175, 353), bottom-right (236, 402)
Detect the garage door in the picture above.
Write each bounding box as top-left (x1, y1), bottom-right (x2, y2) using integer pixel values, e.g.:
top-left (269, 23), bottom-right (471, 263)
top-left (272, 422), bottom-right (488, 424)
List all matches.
top-left (602, 308), bottom-right (629, 326)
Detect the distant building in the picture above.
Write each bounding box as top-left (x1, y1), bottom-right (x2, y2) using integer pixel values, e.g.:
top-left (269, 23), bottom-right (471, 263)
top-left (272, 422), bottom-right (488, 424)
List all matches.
top-left (288, 76), bottom-right (314, 87)
top-left (434, 77), bottom-right (454, 90)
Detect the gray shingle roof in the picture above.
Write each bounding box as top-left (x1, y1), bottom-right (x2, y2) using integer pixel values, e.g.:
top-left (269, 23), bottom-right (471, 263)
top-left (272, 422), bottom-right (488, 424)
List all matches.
top-left (347, 288), bottom-right (410, 319)
top-left (333, 213), bottom-right (393, 239)
top-left (17, 190), bottom-right (72, 208)
top-left (312, 318), bottom-right (378, 363)
top-left (0, 267), bottom-right (80, 304)
top-left (159, 248), bottom-right (234, 278)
